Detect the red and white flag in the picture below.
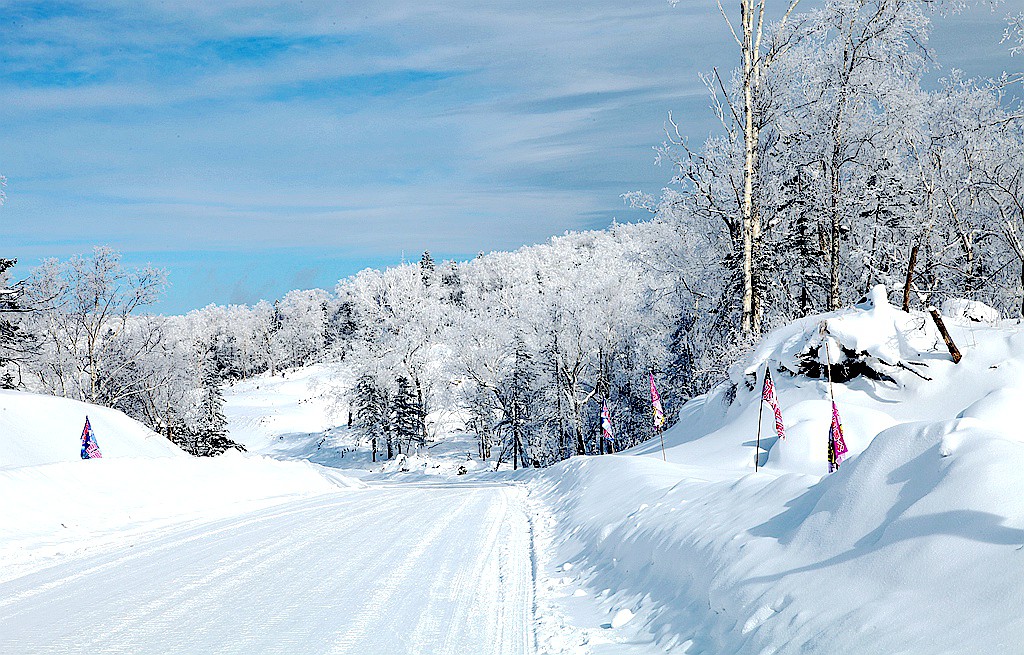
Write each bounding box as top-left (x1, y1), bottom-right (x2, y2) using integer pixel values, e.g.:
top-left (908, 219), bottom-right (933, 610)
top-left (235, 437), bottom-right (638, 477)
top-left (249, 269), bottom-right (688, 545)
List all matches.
top-left (761, 368), bottom-right (786, 440)
top-left (828, 401), bottom-right (848, 473)
top-left (80, 416), bottom-right (102, 460)
top-left (601, 402), bottom-right (614, 444)
top-left (650, 373), bottom-right (665, 430)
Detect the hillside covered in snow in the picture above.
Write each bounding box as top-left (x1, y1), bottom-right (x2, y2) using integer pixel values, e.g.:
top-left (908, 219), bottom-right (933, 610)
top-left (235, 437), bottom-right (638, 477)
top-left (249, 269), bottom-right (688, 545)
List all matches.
top-left (528, 288), bottom-right (1024, 653)
top-left (0, 390), bottom-right (361, 582)
top-left (6, 287), bottom-right (1024, 653)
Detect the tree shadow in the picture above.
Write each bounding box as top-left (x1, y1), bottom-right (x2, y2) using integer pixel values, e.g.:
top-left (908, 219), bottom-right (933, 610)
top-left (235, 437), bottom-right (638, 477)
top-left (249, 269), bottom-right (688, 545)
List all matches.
top-left (745, 509), bottom-right (1024, 586)
top-left (743, 435), bottom-right (779, 469)
top-left (746, 440), bottom-right (1024, 585)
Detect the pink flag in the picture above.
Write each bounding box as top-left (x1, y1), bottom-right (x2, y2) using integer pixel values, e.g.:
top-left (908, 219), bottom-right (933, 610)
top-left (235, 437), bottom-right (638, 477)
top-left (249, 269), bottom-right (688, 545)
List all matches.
top-left (80, 416), bottom-right (102, 460)
top-left (601, 402), bottom-right (614, 443)
top-left (650, 374), bottom-right (665, 429)
top-left (761, 369), bottom-right (785, 439)
top-left (828, 401), bottom-right (848, 473)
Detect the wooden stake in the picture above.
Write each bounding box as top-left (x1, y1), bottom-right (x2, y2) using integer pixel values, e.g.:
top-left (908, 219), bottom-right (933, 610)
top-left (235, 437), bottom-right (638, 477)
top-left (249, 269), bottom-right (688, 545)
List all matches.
top-left (902, 244), bottom-right (919, 312)
top-left (659, 427), bottom-right (666, 462)
top-left (928, 308), bottom-right (962, 364)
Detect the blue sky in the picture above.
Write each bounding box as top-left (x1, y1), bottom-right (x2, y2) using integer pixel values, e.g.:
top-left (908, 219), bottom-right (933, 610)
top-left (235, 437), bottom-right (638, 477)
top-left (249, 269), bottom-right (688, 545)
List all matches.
top-left (0, 0), bottom-right (1017, 313)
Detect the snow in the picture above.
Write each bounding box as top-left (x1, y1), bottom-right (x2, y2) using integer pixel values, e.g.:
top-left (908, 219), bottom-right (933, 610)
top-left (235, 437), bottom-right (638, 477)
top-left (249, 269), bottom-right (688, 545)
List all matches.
top-left (224, 364), bottom-right (511, 478)
top-left (610, 608), bottom-right (634, 629)
top-left (0, 389), bottom-right (183, 468)
top-left (1, 483), bottom-right (536, 654)
top-left (529, 288), bottom-right (1024, 653)
top-left (224, 363), bottom-right (349, 454)
top-left (9, 286), bottom-right (1024, 653)
top-left (0, 388), bottom-right (362, 582)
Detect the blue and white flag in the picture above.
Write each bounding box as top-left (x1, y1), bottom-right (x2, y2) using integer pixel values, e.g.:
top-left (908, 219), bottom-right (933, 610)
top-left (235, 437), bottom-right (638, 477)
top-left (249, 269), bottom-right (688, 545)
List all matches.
top-left (81, 416), bottom-right (102, 459)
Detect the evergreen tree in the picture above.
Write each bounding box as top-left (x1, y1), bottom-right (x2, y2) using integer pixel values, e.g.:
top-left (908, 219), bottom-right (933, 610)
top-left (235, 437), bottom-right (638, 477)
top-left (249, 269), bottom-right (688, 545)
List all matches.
top-left (440, 261), bottom-right (464, 306)
top-left (394, 375), bottom-right (425, 450)
top-left (178, 359), bottom-right (244, 457)
top-left (503, 338), bottom-right (537, 468)
top-left (419, 251), bottom-right (435, 287)
top-left (354, 374), bottom-right (393, 460)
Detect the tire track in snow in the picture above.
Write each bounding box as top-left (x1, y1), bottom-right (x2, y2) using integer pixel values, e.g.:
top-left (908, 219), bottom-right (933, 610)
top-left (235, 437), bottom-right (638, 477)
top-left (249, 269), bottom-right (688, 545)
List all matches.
top-left (411, 486), bottom-right (508, 655)
top-left (0, 492), bottom-right (396, 653)
top-left (2, 483), bottom-right (539, 655)
top-left (73, 491), bottom-right (416, 654)
top-left (0, 493), bottom-right (357, 613)
top-left (325, 488), bottom-right (480, 654)
top-left (81, 491), bottom-right (413, 655)
top-left (493, 486), bottom-right (536, 655)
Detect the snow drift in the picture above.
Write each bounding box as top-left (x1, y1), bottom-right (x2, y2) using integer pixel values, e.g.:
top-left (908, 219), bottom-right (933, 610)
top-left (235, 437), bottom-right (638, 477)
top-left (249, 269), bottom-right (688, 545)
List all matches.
top-left (0, 389), bottom-right (363, 581)
top-left (0, 389), bottom-right (184, 469)
top-left (535, 287), bottom-right (1024, 653)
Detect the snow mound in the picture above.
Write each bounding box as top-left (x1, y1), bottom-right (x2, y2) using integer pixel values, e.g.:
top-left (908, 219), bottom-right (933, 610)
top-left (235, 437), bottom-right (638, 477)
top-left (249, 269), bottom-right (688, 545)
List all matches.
top-left (0, 389), bottom-right (183, 469)
top-left (941, 297), bottom-right (1001, 323)
top-left (0, 389), bottom-right (366, 580)
top-left (538, 415), bottom-right (1024, 653)
top-left (537, 287), bottom-right (1024, 652)
top-left (745, 284), bottom-right (942, 386)
top-left (629, 284), bottom-right (1024, 476)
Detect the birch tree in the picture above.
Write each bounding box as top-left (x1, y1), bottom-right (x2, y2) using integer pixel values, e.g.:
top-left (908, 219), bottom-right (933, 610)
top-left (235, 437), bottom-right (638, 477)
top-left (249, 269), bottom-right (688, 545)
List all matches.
top-left (671, 0), bottom-right (802, 335)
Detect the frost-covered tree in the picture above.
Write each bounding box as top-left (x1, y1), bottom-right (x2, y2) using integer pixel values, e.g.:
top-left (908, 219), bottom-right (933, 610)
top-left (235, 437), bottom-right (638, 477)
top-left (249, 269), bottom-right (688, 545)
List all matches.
top-left (419, 250), bottom-right (435, 287)
top-left (668, 0), bottom-right (804, 336)
top-left (394, 375), bottom-right (425, 451)
top-left (0, 258), bottom-right (34, 388)
top-left (172, 357), bottom-right (244, 457)
top-left (272, 289), bottom-right (331, 370)
top-left (353, 373), bottom-right (393, 460)
top-left (776, 0), bottom-right (930, 310)
top-left (24, 247), bottom-right (167, 405)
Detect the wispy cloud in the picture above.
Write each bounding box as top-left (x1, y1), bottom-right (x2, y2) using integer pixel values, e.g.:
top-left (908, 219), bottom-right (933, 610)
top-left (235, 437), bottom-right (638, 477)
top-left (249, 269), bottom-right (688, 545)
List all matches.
top-left (0, 0), bottom-right (1015, 312)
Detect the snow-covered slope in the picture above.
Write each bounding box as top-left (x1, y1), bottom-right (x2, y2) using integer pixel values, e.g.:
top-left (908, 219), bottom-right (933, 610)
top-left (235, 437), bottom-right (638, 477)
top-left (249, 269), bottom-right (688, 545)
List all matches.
top-left (0, 388), bottom-right (363, 581)
top-left (224, 363), bottom-right (349, 454)
top-left (0, 389), bottom-right (183, 469)
top-left (631, 285), bottom-right (1018, 476)
top-left (534, 287), bottom-right (1024, 653)
top-left (224, 364), bottom-right (500, 477)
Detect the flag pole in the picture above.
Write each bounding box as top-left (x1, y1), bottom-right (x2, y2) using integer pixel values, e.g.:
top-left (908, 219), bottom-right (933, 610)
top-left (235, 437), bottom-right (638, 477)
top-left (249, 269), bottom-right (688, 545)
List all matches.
top-left (823, 322), bottom-right (837, 474)
top-left (659, 425), bottom-right (666, 462)
top-left (823, 325), bottom-right (835, 402)
top-left (755, 368), bottom-right (765, 472)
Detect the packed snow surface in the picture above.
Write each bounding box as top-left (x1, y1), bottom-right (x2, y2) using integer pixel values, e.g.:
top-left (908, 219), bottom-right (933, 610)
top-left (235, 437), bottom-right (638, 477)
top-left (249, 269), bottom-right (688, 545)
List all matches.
top-left (1, 482), bottom-right (535, 655)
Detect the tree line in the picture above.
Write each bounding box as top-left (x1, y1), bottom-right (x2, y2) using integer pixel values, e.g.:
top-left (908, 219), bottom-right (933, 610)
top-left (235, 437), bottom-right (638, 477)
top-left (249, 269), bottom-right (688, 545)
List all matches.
top-left (0, 0), bottom-right (1022, 463)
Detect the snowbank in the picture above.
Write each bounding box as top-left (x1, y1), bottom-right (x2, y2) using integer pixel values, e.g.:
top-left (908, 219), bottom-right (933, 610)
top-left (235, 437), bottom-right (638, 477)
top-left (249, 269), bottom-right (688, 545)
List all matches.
top-left (0, 389), bottom-right (183, 468)
top-left (630, 286), bottom-right (1024, 476)
top-left (0, 389), bottom-right (365, 580)
top-left (534, 287), bottom-right (1024, 653)
top-left (536, 418), bottom-right (1024, 653)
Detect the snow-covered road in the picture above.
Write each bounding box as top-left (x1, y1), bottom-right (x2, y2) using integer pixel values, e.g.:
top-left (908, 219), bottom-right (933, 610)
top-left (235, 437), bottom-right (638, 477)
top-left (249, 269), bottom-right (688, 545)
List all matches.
top-left (0, 482), bottom-right (537, 655)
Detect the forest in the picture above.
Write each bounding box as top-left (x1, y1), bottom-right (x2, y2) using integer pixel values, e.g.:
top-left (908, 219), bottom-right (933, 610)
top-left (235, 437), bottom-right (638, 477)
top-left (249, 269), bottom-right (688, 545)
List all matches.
top-left (1, 0), bottom-right (1022, 465)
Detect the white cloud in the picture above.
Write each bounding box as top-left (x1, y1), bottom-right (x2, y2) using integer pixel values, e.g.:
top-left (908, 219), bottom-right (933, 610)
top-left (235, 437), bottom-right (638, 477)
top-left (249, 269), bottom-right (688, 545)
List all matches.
top-left (0, 0), bottom-right (1015, 311)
